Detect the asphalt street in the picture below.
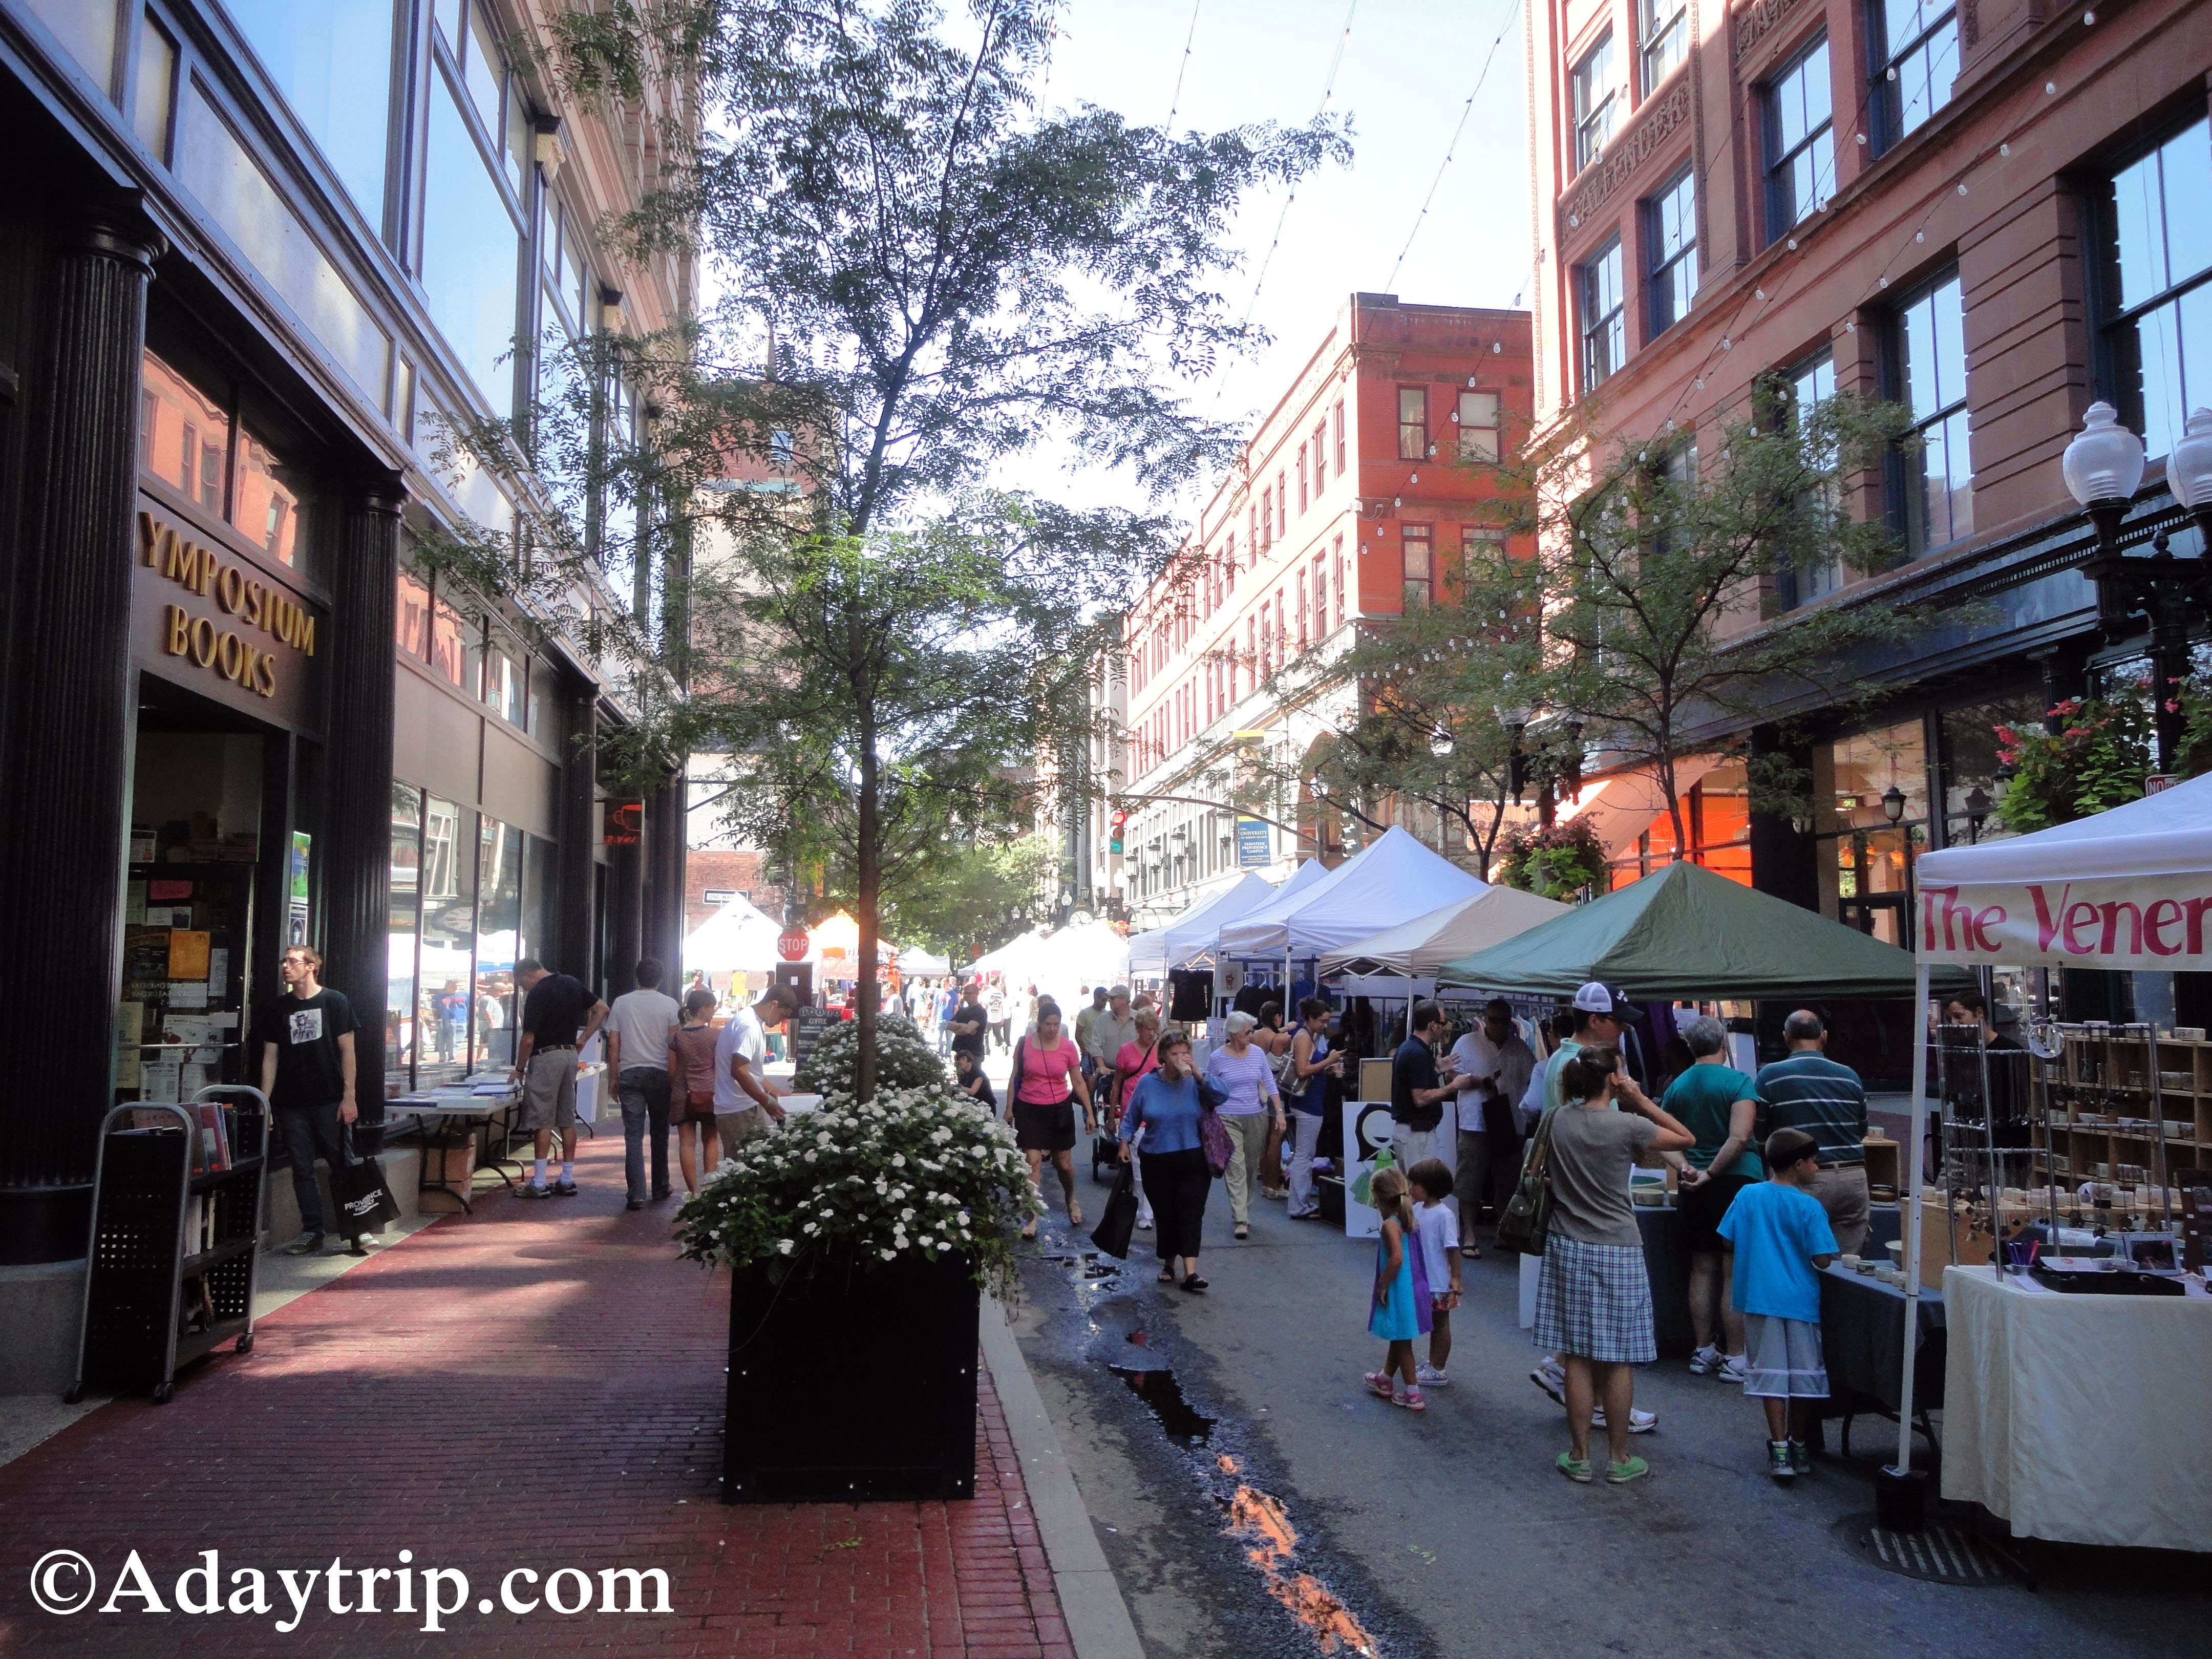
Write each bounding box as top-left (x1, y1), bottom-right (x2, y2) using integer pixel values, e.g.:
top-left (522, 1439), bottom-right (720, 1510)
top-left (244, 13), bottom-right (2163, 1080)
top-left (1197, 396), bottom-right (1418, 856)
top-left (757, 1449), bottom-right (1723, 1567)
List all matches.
top-left (983, 1060), bottom-right (2212, 1659)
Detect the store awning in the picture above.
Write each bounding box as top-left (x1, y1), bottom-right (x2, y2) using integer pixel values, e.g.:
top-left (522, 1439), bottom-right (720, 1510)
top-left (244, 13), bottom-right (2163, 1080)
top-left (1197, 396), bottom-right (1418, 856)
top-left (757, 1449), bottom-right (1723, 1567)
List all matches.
top-left (1218, 827), bottom-right (1486, 959)
top-left (1439, 858), bottom-right (1971, 999)
top-left (1556, 759), bottom-right (1722, 856)
top-left (1911, 772), bottom-right (2212, 970)
top-left (1319, 885), bottom-right (1570, 977)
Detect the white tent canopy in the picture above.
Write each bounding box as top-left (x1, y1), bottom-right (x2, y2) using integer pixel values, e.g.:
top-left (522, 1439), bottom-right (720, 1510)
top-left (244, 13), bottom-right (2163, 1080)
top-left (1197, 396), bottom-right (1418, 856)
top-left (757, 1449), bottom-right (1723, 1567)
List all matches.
top-left (1886, 771), bottom-right (2212, 1493)
top-left (682, 895), bottom-right (790, 976)
top-left (1128, 871), bottom-right (1282, 975)
top-left (1217, 826), bottom-right (1486, 959)
top-left (896, 944), bottom-right (951, 974)
top-left (1319, 885), bottom-right (1570, 977)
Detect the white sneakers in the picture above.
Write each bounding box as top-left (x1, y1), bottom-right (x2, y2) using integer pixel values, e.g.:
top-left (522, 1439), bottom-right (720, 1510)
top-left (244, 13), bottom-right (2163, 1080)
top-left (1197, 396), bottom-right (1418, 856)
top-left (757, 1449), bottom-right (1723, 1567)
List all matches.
top-left (1416, 1362), bottom-right (1452, 1389)
top-left (1717, 1353), bottom-right (1750, 1385)
top-left (1536, 1356), bottom-right (1656, 1431)
top-left (1691, 1344), bottom-right (1750, 1383)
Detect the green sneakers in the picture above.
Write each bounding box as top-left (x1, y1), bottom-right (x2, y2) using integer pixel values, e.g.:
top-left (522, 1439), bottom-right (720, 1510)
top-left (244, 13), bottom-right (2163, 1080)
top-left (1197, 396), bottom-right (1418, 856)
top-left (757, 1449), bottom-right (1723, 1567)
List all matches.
top-left (1606, 1455), bottom-right (1651, 1485)
top-left (1556, 1452), bottom-right (1593, 1483)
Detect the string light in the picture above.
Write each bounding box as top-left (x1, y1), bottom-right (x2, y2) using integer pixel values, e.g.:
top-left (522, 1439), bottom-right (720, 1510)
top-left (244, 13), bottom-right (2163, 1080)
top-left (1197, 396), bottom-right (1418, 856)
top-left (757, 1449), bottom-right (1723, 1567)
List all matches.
top-left (1163, 0), bottom-right (1204, 131)
top-left (1380, 0), bottom-right (1523, 292)
top-left (1233, 0), bottom-right (1362, 335)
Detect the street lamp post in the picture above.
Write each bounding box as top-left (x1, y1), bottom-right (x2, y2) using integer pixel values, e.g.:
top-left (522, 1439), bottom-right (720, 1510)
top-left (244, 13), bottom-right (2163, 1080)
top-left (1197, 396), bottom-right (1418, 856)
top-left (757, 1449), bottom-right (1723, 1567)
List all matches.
top-left (2062, 402), bottom-right (2212, 772)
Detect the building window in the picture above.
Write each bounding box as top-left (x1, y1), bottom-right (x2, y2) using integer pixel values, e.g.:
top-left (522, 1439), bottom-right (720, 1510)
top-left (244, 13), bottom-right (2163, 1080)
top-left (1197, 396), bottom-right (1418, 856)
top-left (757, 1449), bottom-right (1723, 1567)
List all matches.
top-left (421, 56), bottom-right (523, 417)
top-left (1647, 167), bottom-right (1697, 335)
top-left (1313, 421), bottom-right (1328, 486)
top-left (1764, 36), bottom-right (1834, 240)
top-left (139, 349), bottom-right (229, 513)
top-left (1642, 0), bottom-right (1687, 91)
top-left (1777, 352), bottom-right (1842, 607)
top-left (1397, 387), bottom-right (1428, 459)
top-left (1298, 445), bottom-right (1309, 512)
top-left (218, 0), bottom-right (396, 225)
top-left (387, 781), bottom-right (421, 1077)
top-left (2098, 117), bottom-right (2212, 462)
top-left (1457, 391), bottom-right (1501, 459)
top-left (1402, 525), bottom-right (1434, 608)
top-left (1312, 555), bottom-right (1328, 634)
top-left (397, 567), bottom-right (432, 659)
top-left (1579, 239), bottom-right (1626, 391)
top-left (1872, 0), bottom-right (1959, 150)
top-left (1893, 271), bottom-right (1973, 555)
top-left (1297, 571), bottom-right (1310, 644)
top-left (1278, 471), bottom-right (1288, 532)
top-left (1332, 536), bottom-right (1345, 628)
top-left (1334, 399), bottom-right (1347, 472)
top-left (1572, 32), bottom-right (1617, 173)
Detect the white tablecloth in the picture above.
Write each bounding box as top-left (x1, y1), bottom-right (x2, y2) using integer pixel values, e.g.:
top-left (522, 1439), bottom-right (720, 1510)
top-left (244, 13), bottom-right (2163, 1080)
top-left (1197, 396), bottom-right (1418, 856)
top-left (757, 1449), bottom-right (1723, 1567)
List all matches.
top-left (1941, 1264), bottom-right (2212, 1550)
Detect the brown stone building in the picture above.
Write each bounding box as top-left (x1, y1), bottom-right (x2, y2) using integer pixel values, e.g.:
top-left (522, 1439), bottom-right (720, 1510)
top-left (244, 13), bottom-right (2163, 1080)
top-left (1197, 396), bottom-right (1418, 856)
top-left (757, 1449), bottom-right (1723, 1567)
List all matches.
top-left (1526, 0), bottom-right (2212, 952)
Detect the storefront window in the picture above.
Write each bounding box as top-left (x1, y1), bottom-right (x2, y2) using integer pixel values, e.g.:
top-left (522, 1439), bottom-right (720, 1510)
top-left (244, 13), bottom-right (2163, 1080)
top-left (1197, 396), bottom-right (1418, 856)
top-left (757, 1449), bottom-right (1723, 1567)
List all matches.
top-left (388, 782), bottom-right (421, 1080)
top-left (233, 425), bottom-right (301, 566)
top-left (475, 819), bottom-right (522, 1067)
top-left (483, 643), bottom-right (523, 724)
top-left (1692, 762), bottom-right (1752, 885)
top-left (416, 795), bottom-right (476, 1086)
top-left (397, 567), bottom-right (431, 660)
top-left (420, 66), bottom-right (522, 417)
top-left (219, 0), bottom-right (396, 227)
top-left (430, 599), bottom-right (472, 691)
top-left (139, 350), bottom-right (229, 511)
top-left (521, 832), bottom-right (556, 967)
top-left (1939, 691), bottom-right (2042, 847)
top-left (1819, 718), bottom-right (1929, 942)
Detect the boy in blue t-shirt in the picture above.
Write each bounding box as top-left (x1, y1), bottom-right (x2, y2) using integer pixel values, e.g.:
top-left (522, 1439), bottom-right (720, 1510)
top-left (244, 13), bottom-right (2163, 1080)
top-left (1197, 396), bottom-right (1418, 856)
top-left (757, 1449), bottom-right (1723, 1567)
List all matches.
top-left (1716, 1128), bottom-right (1840, 1480)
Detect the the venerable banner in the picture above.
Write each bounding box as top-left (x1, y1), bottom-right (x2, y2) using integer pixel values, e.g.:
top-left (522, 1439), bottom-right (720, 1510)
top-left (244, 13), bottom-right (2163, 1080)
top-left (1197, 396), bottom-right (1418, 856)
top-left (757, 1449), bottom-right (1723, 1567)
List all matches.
top-left (1918, 876), bottom-right (2212, 970)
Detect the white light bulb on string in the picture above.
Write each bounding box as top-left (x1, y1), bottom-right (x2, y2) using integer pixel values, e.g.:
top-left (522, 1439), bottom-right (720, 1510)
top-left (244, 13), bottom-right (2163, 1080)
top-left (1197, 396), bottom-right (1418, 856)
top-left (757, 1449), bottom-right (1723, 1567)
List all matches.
top-left (1493, 342), bottom-right (1503, 353)
top-left (1879, 276), bottom-right (1890, 288)
top-left (1755, 287), bottom-right (1766, 300)
top-left (2001, 143), bottom-right (2011, 157)
top-left (1958, 183), bottom-right (1968, 196)
top-left (1695, 377), bottom-right (1705, 389)
top-left (2083, 9), bottom-right (2094, 20)
top-left (1721, 337), bottom-right (1732, 350)
top-left (2046, 81), bottom-right (2057, 94)
top-left (1916, 230), bottom-right (1926, 243)
top-left (1788, 238), bottom-right (1798, 250)
top-left (1844, 320), bottom-right (1856, 332)
top-left (1858, 133), bottom-right (1868, 144)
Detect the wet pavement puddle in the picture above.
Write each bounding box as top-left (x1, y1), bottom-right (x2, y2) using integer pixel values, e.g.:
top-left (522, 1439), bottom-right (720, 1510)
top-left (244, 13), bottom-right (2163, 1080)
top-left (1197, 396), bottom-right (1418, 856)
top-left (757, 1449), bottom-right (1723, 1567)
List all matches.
top-left (1105, 1325), bottom-right (1381, 1657)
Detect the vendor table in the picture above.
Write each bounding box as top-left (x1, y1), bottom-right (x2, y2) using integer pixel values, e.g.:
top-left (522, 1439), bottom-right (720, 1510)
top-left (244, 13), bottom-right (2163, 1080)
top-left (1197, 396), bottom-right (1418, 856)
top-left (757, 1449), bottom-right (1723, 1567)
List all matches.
top-left (1941, 1263), bottom-right (2212, 1551)
top-left (1633, 1204), bottom-right (1904, 1349)
top-left (391, 1085), bottom-right (524, 1211)
top-left (1816, 1264), bottom-right (1944, 1456)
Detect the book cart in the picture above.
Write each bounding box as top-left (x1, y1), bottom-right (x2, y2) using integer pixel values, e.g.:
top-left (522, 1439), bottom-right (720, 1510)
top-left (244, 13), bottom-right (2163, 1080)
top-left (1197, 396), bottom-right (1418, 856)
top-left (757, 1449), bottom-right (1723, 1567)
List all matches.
top-left (65, 1084), bottom-right (269, 1403)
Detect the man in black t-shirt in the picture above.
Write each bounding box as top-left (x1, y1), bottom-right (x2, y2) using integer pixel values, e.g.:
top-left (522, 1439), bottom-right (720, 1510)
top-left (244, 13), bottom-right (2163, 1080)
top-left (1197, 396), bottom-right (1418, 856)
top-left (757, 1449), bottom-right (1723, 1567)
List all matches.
top-left (511, 957), bottom-right (609, 1198)
top-left (251, 945), bottom-right (362, 1256)
top-left (950, 987), bottom-right (990, 1064)
top-left (1389, 999), bottom-right (1463, 1175)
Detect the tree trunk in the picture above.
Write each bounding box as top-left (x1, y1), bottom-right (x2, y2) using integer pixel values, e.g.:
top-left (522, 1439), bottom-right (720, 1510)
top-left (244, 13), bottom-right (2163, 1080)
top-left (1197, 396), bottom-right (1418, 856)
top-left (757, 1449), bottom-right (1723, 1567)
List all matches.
top-left (856, 719), bottom-right (881, 1104)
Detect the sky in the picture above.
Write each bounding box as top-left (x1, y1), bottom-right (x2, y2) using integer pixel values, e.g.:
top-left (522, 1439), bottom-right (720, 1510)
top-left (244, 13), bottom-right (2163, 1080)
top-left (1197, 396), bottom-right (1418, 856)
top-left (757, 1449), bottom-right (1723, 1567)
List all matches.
top-left (1020, 0), bottom-right (1533, 513)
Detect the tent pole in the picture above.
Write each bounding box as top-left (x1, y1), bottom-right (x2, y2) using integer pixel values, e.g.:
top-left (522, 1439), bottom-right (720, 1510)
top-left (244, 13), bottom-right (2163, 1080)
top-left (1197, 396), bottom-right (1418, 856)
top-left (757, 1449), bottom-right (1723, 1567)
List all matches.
top-left (1893, 960), bottom-right (1931, 1480)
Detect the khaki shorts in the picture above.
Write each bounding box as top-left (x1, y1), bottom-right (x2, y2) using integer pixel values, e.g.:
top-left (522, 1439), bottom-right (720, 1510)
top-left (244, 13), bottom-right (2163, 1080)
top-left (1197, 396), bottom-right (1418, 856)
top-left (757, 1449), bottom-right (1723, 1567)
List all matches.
top-left (716, 1105), bottom-right (769, 1162)
top-left (523, 1048), bottom-right (578, 1133)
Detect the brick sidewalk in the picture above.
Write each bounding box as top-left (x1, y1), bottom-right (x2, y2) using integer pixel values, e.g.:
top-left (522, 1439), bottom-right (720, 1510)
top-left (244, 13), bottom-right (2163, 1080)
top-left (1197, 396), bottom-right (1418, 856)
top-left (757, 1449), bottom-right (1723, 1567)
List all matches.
top-left (0, 1133), bottom-right (1071, 1657)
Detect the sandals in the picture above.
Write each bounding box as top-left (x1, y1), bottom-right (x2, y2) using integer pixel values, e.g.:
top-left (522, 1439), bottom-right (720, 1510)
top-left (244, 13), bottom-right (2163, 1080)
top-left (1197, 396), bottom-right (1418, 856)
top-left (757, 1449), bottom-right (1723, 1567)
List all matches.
top-left (1181, 1274), bottom-right (1208, 1293)
top-left (1460, 1244), bottom-right (1482, 1260)
top-left (1067, 1200), bottom-right (1083, 1228)
top-left (1158, 1266), bottom-right (1177, 1284)
top-left (1020, 1221), bottom-right (1037, 1240)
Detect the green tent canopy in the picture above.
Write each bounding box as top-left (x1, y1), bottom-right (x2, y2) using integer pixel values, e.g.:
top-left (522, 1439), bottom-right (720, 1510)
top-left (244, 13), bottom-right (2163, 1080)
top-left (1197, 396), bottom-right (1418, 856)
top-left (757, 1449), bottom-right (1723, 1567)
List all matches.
top-left (1438, 859), bottom-right (1974, 1001)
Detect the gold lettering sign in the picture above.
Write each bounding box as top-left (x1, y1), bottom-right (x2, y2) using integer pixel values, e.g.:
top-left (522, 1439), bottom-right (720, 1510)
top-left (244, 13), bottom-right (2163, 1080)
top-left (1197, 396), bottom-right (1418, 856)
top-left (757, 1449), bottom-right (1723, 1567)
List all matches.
top-left (139, 511), bottom-right (313, 701)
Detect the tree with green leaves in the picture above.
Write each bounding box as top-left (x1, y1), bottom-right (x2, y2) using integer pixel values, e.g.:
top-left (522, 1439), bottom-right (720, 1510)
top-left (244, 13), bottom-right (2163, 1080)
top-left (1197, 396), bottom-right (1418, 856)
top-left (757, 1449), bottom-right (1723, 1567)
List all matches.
top-left (437, 0), bottom-right (1347, 1100)
top-left (1475, 380), bottom-right (1923, 857)
top-left (1269, 536), bottom-right (1556, 880)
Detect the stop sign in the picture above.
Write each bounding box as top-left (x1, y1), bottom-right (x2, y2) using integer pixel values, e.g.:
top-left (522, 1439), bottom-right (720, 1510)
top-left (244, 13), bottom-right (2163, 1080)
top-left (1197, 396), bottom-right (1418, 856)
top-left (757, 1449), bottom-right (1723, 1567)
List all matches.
top-left (776, 927), bottom-right (810, 962)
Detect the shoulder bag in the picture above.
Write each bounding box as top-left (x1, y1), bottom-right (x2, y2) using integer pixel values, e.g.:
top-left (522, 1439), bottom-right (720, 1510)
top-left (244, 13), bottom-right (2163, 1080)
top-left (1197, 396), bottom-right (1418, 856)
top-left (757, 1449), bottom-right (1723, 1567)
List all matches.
top-left (1494, 1105), bottom-right (1561, 1257)
top-left (1194, 1074), bottom-right (1234, 1177)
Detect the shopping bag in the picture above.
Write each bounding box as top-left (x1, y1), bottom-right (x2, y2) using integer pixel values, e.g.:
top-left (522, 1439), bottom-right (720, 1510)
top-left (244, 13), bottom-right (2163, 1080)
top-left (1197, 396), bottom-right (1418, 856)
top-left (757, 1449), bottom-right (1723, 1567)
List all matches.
top-left (1494, 1108), bottom-right (1558, 1257)
top-left (1090, 1162), bottom-right (1139, 1259)
top-left (330, 1132), bottom-right (400, 1238)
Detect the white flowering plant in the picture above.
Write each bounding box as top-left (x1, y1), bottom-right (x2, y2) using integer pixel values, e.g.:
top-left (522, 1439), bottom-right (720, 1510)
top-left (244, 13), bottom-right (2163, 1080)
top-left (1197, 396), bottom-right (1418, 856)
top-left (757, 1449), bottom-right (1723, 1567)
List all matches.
top-left (792, 1010), bottom-right (946, 1096)
top-left (675, 1080), bottom-right (1040, 1298)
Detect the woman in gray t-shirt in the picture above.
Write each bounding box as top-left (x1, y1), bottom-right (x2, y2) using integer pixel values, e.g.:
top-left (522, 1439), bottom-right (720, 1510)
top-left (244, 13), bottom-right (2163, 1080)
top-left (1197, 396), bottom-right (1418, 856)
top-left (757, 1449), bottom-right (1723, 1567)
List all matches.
top-left (1534, 1044), bottom-right (1693, 1486)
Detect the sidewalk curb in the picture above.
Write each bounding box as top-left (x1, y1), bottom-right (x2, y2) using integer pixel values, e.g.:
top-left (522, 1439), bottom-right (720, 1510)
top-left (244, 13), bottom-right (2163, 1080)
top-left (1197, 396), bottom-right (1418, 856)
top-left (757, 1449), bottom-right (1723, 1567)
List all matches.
top-left (979, 1296), bottom-right (1145, 1659)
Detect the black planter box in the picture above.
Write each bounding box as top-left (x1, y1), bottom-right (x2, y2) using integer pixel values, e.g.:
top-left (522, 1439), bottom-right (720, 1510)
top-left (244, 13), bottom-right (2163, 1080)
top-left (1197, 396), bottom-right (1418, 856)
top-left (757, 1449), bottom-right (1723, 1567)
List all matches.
top-left (723, 1248), bottom-right (980, 1503)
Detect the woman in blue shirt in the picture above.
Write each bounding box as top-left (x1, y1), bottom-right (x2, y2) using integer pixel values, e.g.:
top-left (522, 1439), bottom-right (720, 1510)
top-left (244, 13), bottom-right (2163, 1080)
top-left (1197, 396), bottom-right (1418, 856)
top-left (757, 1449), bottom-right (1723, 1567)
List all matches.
top-left (1121, 1031), bottom-right (1213, 1292)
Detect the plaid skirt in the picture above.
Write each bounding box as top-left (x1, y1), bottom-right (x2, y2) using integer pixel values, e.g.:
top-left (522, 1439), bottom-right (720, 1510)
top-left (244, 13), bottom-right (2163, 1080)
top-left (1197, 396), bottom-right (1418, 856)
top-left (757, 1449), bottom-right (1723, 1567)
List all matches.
top-left (1533, 1236), bottom-right (1656, 1364)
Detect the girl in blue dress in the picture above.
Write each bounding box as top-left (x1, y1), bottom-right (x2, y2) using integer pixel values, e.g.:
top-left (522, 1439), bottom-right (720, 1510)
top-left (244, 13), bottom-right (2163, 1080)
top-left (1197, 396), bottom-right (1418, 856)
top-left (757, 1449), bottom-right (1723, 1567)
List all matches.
top-left (1364, 1164), bottom-right (1427, 1410)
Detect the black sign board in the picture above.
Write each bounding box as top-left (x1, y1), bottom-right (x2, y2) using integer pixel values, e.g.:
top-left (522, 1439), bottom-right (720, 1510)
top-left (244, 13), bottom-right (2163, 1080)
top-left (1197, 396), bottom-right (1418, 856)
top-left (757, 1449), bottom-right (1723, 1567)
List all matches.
top-left (790, 1006), bottom-right (835, 1067)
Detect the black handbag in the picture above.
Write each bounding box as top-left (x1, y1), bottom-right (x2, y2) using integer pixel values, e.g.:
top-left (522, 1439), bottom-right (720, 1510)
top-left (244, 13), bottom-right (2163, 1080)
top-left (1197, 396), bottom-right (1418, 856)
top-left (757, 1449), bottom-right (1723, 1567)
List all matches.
top-left (1090, 1162), bottom-right (1139, 1259)
top-left (329, 1129), bottom-right (399, 1238)
top-left (1494, 1107), bottom-right (1559, 1257)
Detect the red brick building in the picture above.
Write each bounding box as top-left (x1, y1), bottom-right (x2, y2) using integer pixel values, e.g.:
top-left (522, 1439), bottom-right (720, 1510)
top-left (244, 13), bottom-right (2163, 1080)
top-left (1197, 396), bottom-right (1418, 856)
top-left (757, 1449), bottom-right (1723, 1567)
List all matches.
top-left (1117, 294), bottom-right (1533, 923)
top-left (1527, 0), bottom-right (2212, 941)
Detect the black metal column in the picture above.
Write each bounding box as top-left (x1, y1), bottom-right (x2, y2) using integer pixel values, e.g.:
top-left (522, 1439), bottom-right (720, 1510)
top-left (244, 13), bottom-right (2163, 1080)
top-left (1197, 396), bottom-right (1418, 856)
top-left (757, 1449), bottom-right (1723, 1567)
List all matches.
top-left (643, 765), bottom-right (687, 975)
top-left (556, 683), bottom-right (599, 981)
top-left (0, 203), bottom-right (164, 1264)
top-left (321, 477), bottom-right (404, 1130)
top-left (1747, 722), bottom-right (1819, 912)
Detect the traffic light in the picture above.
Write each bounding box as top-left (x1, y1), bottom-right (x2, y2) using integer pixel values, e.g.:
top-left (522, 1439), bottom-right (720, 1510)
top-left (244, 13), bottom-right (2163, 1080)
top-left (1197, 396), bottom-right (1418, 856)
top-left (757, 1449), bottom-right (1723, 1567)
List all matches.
top-left (1108, 808), bottom-right (1127, 856)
